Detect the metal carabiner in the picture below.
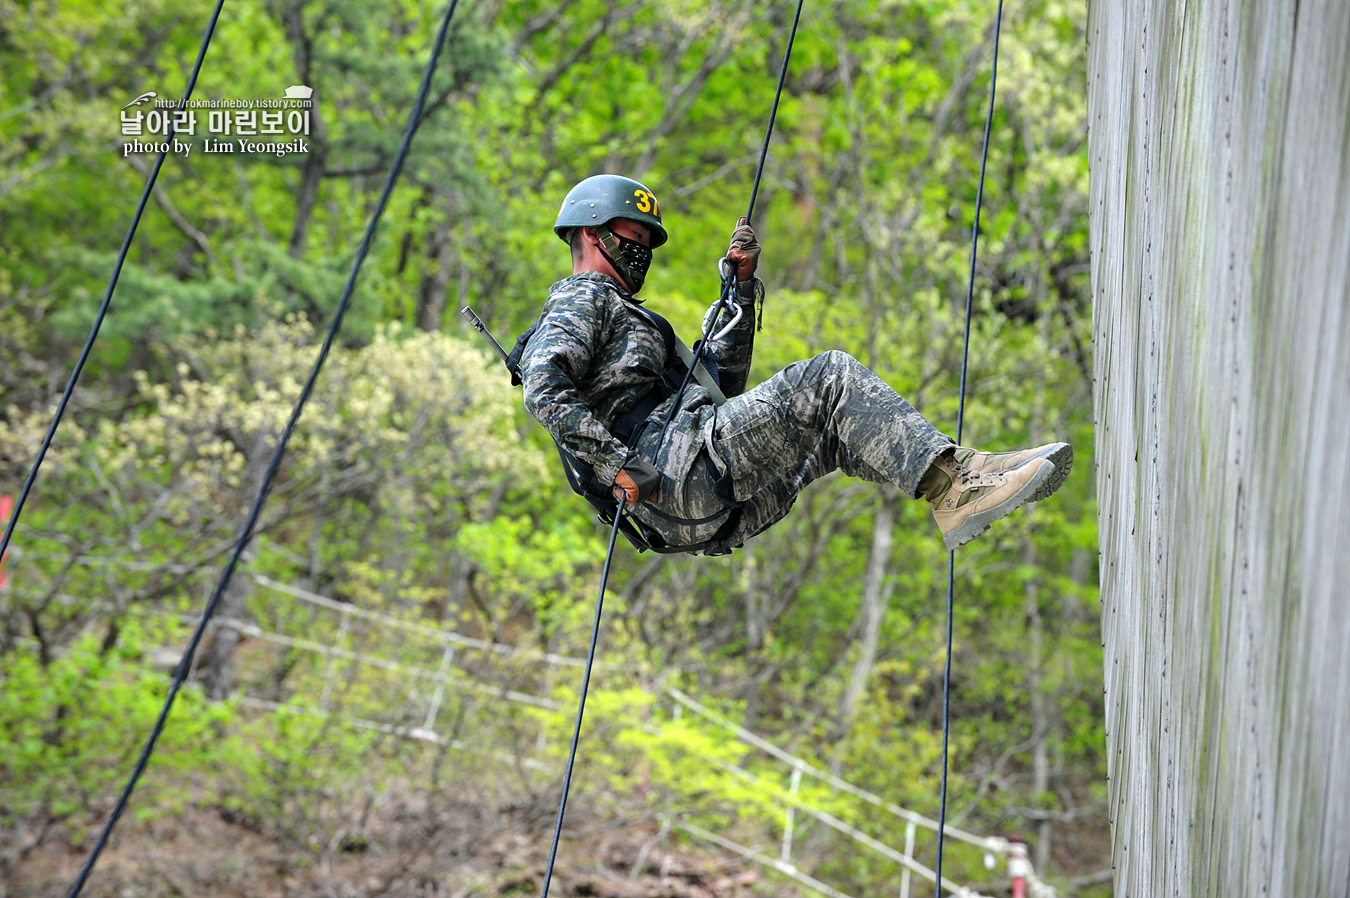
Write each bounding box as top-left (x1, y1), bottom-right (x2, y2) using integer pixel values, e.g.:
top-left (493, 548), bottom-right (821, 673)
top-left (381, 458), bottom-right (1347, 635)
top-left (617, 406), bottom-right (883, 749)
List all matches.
top-left (706, 257), bottom-right (743, 341)
top-left (708, 297), bottom-right (742, 341)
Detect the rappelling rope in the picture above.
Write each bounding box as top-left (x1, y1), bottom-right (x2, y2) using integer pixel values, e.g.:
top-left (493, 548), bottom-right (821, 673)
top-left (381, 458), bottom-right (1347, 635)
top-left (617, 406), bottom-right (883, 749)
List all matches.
top-left (537, 1), bottom-right (807, 895)
top-left (744, 0), bottom-right (805, 225)
top-left (654, 0), bottom-right (803, 452)
top-left (0, 0), bottom-right (227, 566)
top-left (935, 1), bottom-right (1005, 894)
top-left (538, 498), bottom-right (626, 898)
top-left (60, 3), bottom-right (463, 895)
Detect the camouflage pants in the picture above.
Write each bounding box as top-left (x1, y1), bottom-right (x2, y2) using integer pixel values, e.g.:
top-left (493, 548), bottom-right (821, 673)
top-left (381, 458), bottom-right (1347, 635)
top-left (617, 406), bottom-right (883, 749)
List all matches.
top-left (632, 350), bottom-right (954, 552)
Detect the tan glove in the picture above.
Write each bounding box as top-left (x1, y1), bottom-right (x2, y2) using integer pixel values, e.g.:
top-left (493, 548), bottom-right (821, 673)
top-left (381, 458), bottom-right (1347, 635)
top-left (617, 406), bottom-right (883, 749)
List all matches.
top-left (612, 456), bottom-right (661, 504)
top-left (725, 217), bottom-right (761, 282)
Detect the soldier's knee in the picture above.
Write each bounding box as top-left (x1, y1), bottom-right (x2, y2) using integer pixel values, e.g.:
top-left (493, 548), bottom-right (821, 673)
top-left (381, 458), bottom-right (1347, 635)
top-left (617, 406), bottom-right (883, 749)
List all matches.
top-left (806, 349), bottom-right (865, 384)
top-left (773, 350), bottom-right (868, 411)
top-left (780, 350), bottom-right (860, 411)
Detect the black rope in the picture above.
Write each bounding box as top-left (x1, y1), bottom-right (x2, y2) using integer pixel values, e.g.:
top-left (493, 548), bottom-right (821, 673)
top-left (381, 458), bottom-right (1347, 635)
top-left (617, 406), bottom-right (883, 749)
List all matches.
top-left (539, 2), bottom-right (807, 894)
top-left (655, 0), bottom-right (806, 451)
top-left (935, 0), bottom-right (1004, 894)
top-left (62, 3), bottom-right (462, 895)
top-left (744, 0), bottom-right (805, 227)
top-left (539, 499), bottom-right (626, 898)
top-left (0, 0), bottom-right (227, 566)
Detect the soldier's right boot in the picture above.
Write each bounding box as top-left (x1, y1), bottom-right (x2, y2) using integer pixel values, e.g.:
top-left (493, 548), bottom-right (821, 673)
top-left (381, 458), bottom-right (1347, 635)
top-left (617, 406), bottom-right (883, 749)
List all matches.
top-left (950, 442), bottom-right (1073, 503)
top-left (921, 442), bottom-right (1072, 550)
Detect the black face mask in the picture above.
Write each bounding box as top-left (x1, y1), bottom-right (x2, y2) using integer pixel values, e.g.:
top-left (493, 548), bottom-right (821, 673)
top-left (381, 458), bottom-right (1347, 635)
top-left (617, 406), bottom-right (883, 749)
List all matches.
top-left (596, 226), bottom-right (653, 294)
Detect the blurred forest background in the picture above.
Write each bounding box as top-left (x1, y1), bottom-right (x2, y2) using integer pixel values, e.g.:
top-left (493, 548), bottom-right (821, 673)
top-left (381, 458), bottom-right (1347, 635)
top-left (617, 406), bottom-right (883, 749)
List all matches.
top-left (0, 0), bottom-right (1104, 895)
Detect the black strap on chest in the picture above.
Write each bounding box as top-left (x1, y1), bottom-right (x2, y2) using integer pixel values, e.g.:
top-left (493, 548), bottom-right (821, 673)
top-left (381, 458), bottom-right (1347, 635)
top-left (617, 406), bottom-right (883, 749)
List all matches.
top-left (508, 300), bottom-right (709, 387)
top-left (498, 301), bottom-right (739, 555)
top-left (506, 300), bottom-right (723, 448)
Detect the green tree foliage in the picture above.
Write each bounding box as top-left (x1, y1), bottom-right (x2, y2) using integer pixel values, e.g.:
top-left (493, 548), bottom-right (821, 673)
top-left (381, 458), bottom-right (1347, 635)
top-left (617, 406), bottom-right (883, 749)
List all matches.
top-left (0, 0), bottom-right (1105, 894)
top-left (0, 621), bottom-right (232, 847)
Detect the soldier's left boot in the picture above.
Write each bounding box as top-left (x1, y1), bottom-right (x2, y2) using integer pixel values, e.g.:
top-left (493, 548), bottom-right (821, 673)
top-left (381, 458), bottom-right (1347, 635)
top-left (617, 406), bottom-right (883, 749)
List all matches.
top-left (921, 442), bottom-right (1072, 550)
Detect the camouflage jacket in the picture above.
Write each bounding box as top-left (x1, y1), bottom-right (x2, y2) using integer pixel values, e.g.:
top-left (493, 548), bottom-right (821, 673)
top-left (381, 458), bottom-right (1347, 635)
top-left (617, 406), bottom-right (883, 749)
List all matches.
top-left (520, 271), bottom-right (759, 488)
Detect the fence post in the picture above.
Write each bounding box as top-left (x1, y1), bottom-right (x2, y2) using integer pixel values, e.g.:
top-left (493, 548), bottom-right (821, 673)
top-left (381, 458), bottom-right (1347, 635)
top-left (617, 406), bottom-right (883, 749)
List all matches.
top-left (1008, 841), bottom-right (1030, 898)
top-left (781, 766), bottom-right (803, 866)
top-left (423, 635), bottom-right (456, 730)
top-left (898, 820), bottom-right (917, 898)
top-left (319, 612), bottom-right (351, 710)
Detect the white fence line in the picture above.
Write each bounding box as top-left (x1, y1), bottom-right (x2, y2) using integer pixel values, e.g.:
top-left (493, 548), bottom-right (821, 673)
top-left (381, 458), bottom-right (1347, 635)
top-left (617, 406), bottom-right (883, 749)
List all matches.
top-left (60, 564), bottom-right (1054, 898)
top-left (672, 820), bottom-right (858, 898)
top-left (709, 754), bottom-right (994, 898)
top-left (664, 688), bottom-right (1008, 856)
top-left (236, 580), bottom-right (1055, 896)
top-left (235, 696), bottom-right (552, 772)
top-left (245, 578), bottom-right (1016, 858)
top-left (214, 616), bottom-right (560, 710)
top-left (253, 575), bottom-right (588, 669)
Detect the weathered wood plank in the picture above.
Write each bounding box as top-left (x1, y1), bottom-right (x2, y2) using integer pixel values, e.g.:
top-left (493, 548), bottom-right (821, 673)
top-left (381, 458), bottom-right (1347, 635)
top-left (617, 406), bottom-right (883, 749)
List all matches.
top-left (1087, 0), bottom-right (1350, 894)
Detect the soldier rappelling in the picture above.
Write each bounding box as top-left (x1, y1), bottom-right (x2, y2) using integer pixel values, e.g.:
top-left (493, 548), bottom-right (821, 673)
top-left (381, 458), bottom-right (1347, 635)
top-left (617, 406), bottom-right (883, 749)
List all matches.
top-left (502, 173), bottom-right (1072, 555)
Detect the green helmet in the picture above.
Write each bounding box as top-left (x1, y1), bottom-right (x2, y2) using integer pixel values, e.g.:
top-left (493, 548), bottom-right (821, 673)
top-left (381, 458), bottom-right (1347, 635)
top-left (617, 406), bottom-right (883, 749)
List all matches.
top-left (554, 174), bottom-right (668, 248)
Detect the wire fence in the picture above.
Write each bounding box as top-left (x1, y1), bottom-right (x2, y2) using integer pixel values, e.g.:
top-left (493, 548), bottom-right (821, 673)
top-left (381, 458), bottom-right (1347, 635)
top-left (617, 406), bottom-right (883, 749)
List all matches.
top-left (230, 576), bottom-right (1055, 898)
top-left (32, 561), bottom-right (1055, 898)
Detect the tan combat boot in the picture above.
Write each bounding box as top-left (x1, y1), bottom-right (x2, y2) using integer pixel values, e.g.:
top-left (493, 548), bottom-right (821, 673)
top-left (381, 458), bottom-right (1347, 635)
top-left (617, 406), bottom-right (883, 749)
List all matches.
top-left (951, 441), bottom-right (1073, 503)
top-left (924, 442), bottom-right (1072, 550)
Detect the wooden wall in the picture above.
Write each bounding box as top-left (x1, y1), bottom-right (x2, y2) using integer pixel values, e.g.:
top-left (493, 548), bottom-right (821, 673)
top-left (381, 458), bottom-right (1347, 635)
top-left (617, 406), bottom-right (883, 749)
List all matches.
top-left (1086, 0), bottom-right (1350, 894)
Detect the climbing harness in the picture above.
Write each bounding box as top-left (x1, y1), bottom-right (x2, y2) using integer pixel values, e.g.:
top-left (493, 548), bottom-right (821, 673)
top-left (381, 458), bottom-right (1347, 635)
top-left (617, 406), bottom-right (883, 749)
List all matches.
top-left (935, 0), bottom-right (1006, 893)
top-left (0, 3), bottom-right (227, 566)
top-left (55, 2), bottom-right (465, 895)
top-left (465, 299), bottom-right (739, 554)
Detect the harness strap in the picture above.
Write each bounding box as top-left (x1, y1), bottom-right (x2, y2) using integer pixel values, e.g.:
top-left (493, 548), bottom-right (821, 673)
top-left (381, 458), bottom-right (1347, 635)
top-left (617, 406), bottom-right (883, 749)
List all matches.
top-left (507, 292), bottom-right (739, 554)
top-left (638, 502), bottom-right (732, 528)
top-left (642, 506), bottom-right (741, 556)
top-left (627, 303), bottom-right (728, 405)
top-left (507, 300), bottom-right (726, 406)
top-left (674, 339), bottom-right (727, 404)
top-left (556, 441), bottom-right (740, 555)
